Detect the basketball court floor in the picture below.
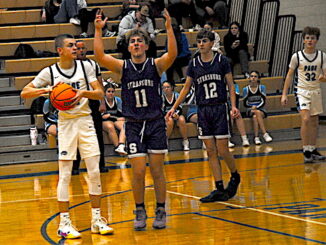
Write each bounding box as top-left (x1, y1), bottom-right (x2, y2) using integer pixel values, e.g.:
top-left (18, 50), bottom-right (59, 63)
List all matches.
top-left (1, 130), bottom-right (326, 244)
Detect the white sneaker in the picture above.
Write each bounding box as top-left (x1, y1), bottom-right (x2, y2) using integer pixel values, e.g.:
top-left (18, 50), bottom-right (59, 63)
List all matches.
top-left (115, 144), bottom-right (127, 155)
top-left (254, 137), bottom-right (262, 145)
top-left (79, 32), bottom-right (88, 38)
top-left (91, 217), bottom-right (114, 235)
top-left (103, 30), bottom-right (116, 37)
top-left (57, 220), bottom-right (81, 239)
top-left (228, 140), bottom-right (235, 148)
top-left (263, 133), bottom-right (273, 142)
top-left (242, 138), bottom-right (250, 147)
top-left (69, 17), bottom-right (80, 25)
top-left (183, 139), bottom-right (190, 151)
top-left (194, 24), bottom-right (201, 31)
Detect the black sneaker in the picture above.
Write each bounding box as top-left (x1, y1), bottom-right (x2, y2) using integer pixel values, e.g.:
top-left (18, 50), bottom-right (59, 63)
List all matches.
top-left (226, 174), bottom-right (241, 199)
top-left (200, 189), bottom-right (229, 203)
top-left (311, 149), bottom-right (326, 161)
top-left (304, 151), bottom-right (313, 163)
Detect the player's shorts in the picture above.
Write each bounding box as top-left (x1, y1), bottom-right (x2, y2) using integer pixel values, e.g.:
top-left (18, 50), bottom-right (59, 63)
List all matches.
top-left (186, 105), bottom-right (198, 122)
top-left (58, 115), bottom-right (100, 160)
top-left (125, 117), bottom-right (168, 158)
top-left (197, 103), bottom-right (231, 139)
top-left (295, 87), bottom-right (323, 116)
top-left (246, 108), bottom-right (267, 118)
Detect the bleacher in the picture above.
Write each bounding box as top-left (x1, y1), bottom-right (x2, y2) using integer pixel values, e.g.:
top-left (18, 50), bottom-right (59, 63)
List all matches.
top-left (0, 0), bottom-right (300, 165)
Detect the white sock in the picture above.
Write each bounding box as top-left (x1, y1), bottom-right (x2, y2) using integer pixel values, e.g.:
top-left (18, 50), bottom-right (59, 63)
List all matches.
top-left (241, 135), bottom-right (248, 141)
top-left (303, 145), bottom-right (310, 152)
top-left (60, 212), bottom-right (70, 224)
top-left (309, 145), bottom-right (316, 151)
top-left (92, 208), bottom-right (101, 220)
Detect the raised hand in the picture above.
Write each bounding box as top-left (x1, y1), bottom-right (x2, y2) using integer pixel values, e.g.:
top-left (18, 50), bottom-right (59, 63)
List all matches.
top-left (162, 8), bottom-right (172, 30)
top-left (94, 9), bottom-right (108, 30)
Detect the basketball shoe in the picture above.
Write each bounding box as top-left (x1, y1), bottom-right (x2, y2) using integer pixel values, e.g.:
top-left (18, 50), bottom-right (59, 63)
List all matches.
top-left (226, 173), bottom-right (241, 199)
top-left (115, 143), bottom-right (127, 155)
top-left (57, 220), bottom-right (81, 239)
top-left (200, 189), bottom-right (229, 203)
top-left (304, 151), bottom-right (313, 163)
top-left (311, 149), bottom-right (326, 161)
top-left (134, 209), bottom-right (147, 230)
top-left (152, 208), bottom-right (166, 229)
top-left (91, 217), bottom-right (114, 235)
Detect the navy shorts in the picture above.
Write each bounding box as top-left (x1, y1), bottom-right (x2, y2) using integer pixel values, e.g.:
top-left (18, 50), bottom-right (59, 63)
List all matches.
top-left (197, 103), bottom-right (231, 139)
top-left (125, 117), bottom-right (168, 158)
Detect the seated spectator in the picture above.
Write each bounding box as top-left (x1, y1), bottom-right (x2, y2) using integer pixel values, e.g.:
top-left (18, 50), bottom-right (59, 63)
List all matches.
top-left (167, 0), bottom-right (201, 30)
top-left (224, 21), bottom-right (250, 78)
top-left (102, 83), bottom-right (127, 155)
top-left (166, 24), bottom-right (191, 82)
top-left (41, 0), bottom-right (62, 24)
top-left (43, 99), bottom-right (58, 137)
top-left (203, 22), bottom-right (222, 54)
top-left (162, 81), bottom-right (190, 151)
top-left (121, 0), bottom-right (140, 19)
top-left (228, 82), bottom-right (249, 148)
top-left (195, 0), bottom-right (228, 28)
top-left (243, 71), bottom-right (273, 145)
top-left (117, 3), bottom-right (157, 59)
top-left (54, 0), bottom-right (113, 37)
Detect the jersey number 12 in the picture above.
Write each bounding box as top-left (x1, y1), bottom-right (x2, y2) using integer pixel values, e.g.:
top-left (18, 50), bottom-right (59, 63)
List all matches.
top-left (135, 89), bottom-right (148, 108)
top-left (203, 82), bottom-right (218, 99)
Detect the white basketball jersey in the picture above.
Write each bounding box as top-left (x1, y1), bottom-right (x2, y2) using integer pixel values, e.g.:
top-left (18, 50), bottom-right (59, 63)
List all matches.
top-left (295, 50), bottom-right (324, 90)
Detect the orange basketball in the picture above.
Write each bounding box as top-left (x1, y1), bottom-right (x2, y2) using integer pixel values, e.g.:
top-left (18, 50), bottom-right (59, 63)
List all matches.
top-left (50, 83), bottom-right (77, 111)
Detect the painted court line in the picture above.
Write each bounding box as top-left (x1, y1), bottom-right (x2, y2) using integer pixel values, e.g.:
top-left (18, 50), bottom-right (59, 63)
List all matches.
top-left (166, 190), bottom-right (326, 227)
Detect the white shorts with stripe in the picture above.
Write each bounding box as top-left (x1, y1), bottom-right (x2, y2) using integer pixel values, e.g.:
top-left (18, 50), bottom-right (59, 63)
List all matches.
top-left (58, 115), bottom-right (100, 160)
top-left (296, 87), bottom-right (323, 116)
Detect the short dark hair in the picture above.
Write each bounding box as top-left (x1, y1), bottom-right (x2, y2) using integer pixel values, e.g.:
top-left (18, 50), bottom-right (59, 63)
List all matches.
top-left (196, 30), bottom-right (215, 41)
top-left (302, 26), bottom-right (320, 40)
top-left (104, 83), bottom-right (116, 92)
top-left (55, 34), bottom-right (74, 50)
top-left (125, 28), bottom-right (150, 45)
top-left (249, 70), bottom-right (261, 83)
top-left (162, 80), bottom-right (175, 89)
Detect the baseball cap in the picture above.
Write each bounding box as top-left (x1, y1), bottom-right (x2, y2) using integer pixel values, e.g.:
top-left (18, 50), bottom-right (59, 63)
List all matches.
top-left (140, 5), bottom-right (149, 17)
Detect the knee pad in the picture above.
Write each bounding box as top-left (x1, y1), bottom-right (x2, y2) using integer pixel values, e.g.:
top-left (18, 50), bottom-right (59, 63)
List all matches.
top-left (85, 156), bottom-right (102, 195)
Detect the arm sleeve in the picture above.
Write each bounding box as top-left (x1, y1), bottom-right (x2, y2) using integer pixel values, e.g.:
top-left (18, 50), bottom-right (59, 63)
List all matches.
top-left (256, 85), bottom-right (266, 109)
top-left (84, 62), bottom-right (97, 84)
top-left (242, 86), bottom-right (249, 108)
top-left (118, 15), bottom-right (134, 37)
top-left (116, 97), bottom-right (123, 112)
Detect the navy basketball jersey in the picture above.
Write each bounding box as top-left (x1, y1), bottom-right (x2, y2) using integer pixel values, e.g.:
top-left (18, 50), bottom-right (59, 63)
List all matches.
top-left (243, 84), bottom-right (266, 108)
top-left (121, 58), bottom-right (163, 120)
top-left (162, 91), bottom-right (182, 115)
top-left (104, 96), bottom-right (123, 118)
top-left (187, 53), bottom-right (231, 105)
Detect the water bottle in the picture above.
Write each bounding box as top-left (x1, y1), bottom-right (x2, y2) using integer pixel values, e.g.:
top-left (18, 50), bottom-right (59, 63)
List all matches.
top-left (30, 127), bottom-right (38, 145)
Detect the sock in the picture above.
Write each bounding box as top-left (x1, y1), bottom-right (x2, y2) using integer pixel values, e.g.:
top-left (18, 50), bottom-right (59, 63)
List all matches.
top-left (303, 145), bottom-right (310, 152)
top-left (241, 135), bottom-right (248, 141)
top-left (156, 202), bottom-right (165, 209)
top-left (136, 203), bottom-right (145, 210)
top-left (60, 212), bottom-right (70, 224)
top-left (309, 145), bottom-right (316, 152)
top-left (92, 208), bottom-right (101, 220)
top-left (215, 180), bottom-right (224, 191)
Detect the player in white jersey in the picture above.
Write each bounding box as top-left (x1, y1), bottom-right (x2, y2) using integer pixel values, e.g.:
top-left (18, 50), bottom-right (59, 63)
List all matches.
top-left (21, 34), bottom-right (114, 239)
top-left (281, 27), bottom-right (326, 163)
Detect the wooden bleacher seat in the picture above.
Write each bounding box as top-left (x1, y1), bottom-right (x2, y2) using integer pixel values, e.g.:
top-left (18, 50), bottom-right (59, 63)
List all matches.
top-left (0, 0), bottom-right (121, 9)
top-left (0, 5), bottom-right (123, 25)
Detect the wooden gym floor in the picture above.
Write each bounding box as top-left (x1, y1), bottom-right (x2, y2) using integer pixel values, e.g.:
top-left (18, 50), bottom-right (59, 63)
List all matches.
top-left (1, 130), bottom-right (326, 244)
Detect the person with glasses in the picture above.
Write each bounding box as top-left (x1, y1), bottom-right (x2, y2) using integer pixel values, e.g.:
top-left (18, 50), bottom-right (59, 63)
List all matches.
top-left (243, 71), bottom-right (272, 145)
top-left (166, 29), bottom-right (241, 202)
top-left (117, 3), bottom-right (157, 59)
top-left (281, 26), bottom-right (326, 163)
top-left (94, 9), bottom-right (177, 230)
top-left (102, 83), bottom-right (127, 155)
top-left (223, 21), bottom-right (250, 79)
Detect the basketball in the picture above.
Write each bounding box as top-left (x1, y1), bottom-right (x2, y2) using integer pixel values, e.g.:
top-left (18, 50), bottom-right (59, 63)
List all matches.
top-left (50, 83), bottom-right (77, 111)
